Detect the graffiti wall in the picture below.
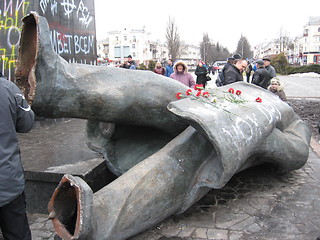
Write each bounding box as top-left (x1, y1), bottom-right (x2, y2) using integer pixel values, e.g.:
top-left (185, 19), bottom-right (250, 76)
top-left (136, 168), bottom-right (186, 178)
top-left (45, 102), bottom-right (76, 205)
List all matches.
top-left (0, 0), bottom-right (96, 81)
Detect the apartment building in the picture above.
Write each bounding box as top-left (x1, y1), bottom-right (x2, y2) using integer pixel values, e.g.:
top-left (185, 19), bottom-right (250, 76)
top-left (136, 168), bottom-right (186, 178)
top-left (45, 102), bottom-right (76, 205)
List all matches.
top-left (97, 28), bottom-right (201, 67)
top-left (105, 27), bottom-right (161, 66)
top-left (254, 16), bottom-right (320, 65)
top-left (296, 16), bottom-right (320, 65)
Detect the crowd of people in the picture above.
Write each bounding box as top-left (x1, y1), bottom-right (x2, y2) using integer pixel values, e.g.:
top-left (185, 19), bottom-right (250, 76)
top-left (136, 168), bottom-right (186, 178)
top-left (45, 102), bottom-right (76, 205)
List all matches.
top-left (119, 53), bottom-right (286, 102)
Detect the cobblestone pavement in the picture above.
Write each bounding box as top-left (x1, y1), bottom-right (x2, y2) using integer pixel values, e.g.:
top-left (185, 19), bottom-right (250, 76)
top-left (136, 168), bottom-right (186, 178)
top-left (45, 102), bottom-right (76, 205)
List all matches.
top-left (1, 146), bottom-right (318, 240)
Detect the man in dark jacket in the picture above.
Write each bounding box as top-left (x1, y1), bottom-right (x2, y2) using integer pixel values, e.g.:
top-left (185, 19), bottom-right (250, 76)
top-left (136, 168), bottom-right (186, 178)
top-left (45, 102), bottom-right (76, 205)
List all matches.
top-left (223, 58), bottom-right (248, 85)
top-left (0, 73), bottom-right (35, 240)
top-left (262, 58), bottom-right (276, 78)
top-left (251, 59), bottom-right (271, 89)
top-left (216, 55), bottom-right (241, 86)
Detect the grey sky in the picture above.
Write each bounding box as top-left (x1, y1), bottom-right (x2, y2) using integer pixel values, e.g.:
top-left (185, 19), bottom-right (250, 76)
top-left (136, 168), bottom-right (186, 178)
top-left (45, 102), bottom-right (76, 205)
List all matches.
top-left (94, 0), bottom-right (320, 52)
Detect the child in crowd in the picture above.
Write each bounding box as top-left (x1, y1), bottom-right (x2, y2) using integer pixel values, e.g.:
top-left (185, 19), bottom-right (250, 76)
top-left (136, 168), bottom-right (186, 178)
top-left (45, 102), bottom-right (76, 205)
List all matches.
top-left (267, 77), bottom-right (287, 101)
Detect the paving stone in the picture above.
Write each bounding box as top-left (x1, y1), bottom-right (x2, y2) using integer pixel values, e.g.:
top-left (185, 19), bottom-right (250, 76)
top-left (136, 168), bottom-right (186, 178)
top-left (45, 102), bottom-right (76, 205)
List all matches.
top-left (192, 228), bottom-right (208, 238)
top-left (177, 226), bottom-right (196, 237)
top-left (206, 228), bottom-right (229, 239)
top-left (30, 229), bottom-right (54, 239)
top-left (215, 213), bottom-right (250, 229)
top-left (229, 231), bottom-right (243, 240)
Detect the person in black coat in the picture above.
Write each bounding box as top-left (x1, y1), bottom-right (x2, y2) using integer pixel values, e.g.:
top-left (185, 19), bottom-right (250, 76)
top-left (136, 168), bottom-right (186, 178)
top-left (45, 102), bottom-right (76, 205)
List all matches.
top-left (195, 61), bottom-right (208, 88)
top-left (223, 58), bottom-right (248, 85)
top-left (251, 60), bottom-right (271, 89)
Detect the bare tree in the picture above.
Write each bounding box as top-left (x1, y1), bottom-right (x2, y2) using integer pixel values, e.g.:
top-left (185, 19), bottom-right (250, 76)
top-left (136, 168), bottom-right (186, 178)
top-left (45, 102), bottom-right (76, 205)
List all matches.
top-left (278, 27), bottom-right (293, 52)
top-left (166, 17), bottom-right (181, 61)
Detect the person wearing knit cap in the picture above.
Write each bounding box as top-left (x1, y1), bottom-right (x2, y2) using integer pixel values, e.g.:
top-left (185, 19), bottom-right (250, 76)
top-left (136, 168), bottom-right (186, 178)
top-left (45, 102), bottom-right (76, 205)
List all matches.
top-left (267, 77), bottom-right (287, 101)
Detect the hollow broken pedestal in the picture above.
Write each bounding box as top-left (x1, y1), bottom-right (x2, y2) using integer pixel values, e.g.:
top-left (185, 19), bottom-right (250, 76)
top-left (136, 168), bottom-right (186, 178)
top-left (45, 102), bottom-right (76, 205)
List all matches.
top-left (18, 118), bottom-right (116, 214)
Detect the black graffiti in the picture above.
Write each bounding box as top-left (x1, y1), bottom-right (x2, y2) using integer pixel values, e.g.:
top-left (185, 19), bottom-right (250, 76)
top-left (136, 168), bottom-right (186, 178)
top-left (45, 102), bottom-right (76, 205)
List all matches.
top-left (51, 29), bottom-right (94, 55)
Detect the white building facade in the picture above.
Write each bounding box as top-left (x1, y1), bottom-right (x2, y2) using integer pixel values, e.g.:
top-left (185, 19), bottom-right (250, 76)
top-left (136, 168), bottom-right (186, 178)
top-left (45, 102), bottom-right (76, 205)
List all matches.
top-left (254, 16), bottom-right (320, 65)
top-left (179, 45), bottom-right (201, 71)
top-left (294, 16), bottom-right (320, 65)
top-left (107, 27), bottom-right (164, 66)
top-left (96, 28), bottom-right (201, 68)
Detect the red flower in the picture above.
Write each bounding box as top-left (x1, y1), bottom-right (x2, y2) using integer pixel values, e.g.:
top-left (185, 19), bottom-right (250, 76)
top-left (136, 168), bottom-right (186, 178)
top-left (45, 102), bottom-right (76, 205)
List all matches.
top-left (176, 93), bottom-right (183, 99)
top-left (194, 84), bottom-right (204, 90)
top-left (196, 91), bottom-right (202, 97)
top-left (256, 97), bottom-right (262, 103)
top-left (228, 88), bottom-right (235, 94)
top-left (203, 91), bottom-right (210, 98)
top-left (186, 89), bottom-right (192, 95)
top-left (236, 90), bottom-right (242, 96)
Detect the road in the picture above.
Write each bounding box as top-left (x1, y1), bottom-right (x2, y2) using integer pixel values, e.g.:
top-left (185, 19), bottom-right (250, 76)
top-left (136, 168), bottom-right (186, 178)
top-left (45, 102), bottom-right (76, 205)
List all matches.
top-left (193, 72), bottom-right (320, 98)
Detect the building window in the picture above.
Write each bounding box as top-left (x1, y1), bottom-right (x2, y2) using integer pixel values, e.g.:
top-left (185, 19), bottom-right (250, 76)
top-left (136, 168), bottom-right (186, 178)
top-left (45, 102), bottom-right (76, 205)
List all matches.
top-left (132, 52), bottom-right (136, 58)
top-left (133, 36), bottom-right (136, 42)
top-left (124, 36), bottom-right (127, 41)
top-left (116, 36), bottom-right (119, 41)
top-left (132, 44), bottom-right (136, 49)
top-left (123, 46), bottom-right (130, 57)
top-left (318, 27), bottom-right (320, 32)
top-left (114, 46), bottom-right (121, 58)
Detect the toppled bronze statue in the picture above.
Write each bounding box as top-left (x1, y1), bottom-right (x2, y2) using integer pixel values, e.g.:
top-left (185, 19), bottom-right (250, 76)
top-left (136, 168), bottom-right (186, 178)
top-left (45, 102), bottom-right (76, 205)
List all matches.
top-left (16, 12), bottom-right (311, 240)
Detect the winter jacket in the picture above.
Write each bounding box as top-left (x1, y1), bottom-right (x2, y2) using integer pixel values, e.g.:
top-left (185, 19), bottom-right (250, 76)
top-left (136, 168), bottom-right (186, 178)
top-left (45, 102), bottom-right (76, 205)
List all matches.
top-left (195, 66), bottom-right (208, 86)
top-left (165, 64), bottom-right (174, 77)
top-left (265, 65), bottom-right (276, 78)
top-left (251, 68), bottom-right (271, 89)
top-left (0, 77), bottom-right (35, 207)
top-left (170, 60), bottom-right (195, 88)
top-left (223, 64), bottom-right (243, 85)
top-left (268, 84), bottom-right (287, 102)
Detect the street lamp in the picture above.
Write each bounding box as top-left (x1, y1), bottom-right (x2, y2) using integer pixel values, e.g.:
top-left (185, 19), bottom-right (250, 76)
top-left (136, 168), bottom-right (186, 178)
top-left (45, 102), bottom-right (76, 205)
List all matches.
top-left (203, 41), bottom-right (209, 63)
top-left (239, 38), bottom-right (245, 57)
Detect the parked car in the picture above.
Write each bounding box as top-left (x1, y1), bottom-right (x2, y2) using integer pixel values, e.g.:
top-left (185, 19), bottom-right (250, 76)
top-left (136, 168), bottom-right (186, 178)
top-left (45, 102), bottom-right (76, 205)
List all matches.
top-left (212, 61), bottom-right (227, 74)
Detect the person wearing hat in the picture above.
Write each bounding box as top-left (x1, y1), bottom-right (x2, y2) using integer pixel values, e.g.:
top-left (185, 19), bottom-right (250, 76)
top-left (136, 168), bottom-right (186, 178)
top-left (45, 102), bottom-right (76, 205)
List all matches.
top-left (262, 58), bottom-right (276, 78)
top-left (215, 57), bottom-right (235, 86)
top-left (267, 77), bottom-right (287, 101)
top-left (251, 59), bottom-right (271, 89)
top-left (170, 60), bottom-right (195, 88)
top-left (232, 53), bottom-right (242, 60)
top-left (195, 61), bottom-right (208, 88)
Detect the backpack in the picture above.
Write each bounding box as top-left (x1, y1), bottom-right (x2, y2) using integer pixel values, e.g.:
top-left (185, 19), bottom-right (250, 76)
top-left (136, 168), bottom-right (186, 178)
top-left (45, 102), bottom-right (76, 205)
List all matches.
top-left (215, 70), bottom-right (225, 87)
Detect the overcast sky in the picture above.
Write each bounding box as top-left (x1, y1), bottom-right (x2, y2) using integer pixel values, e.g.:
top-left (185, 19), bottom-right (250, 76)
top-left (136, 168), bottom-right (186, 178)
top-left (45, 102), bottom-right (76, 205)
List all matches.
top-left (94, 0), bottom-right (320, 53)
